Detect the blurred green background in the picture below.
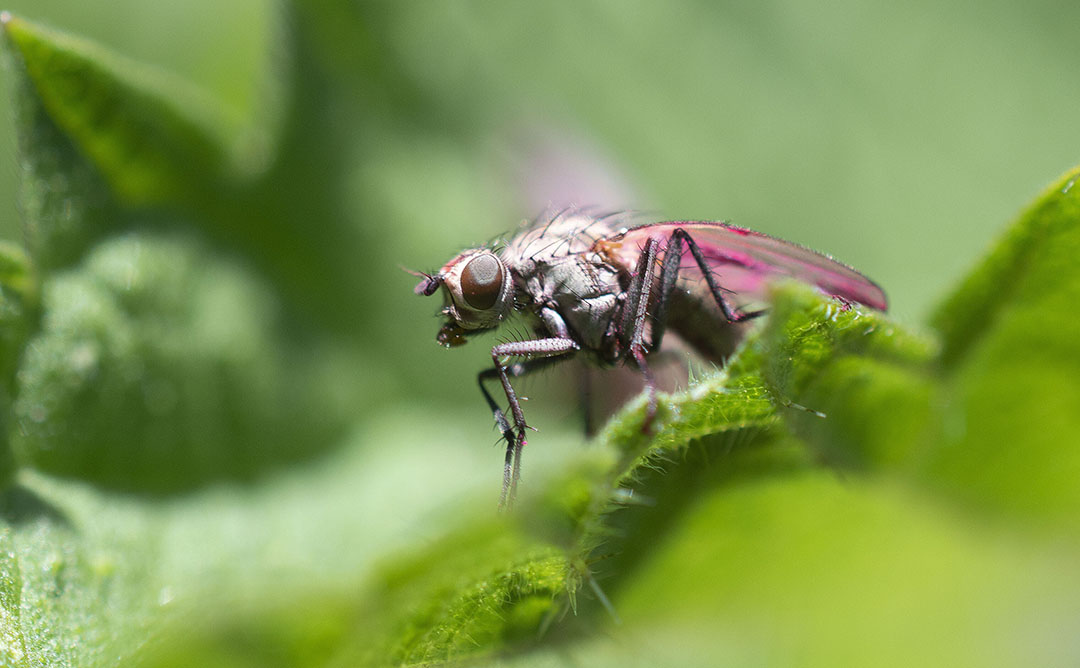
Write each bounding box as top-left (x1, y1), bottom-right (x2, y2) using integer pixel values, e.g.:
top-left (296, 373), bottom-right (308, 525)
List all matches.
top-left (6, 0), bottom-right (1080, 311)
top-left (2, 1), bottom-right (1080, 663)
top-left (3, 0), bottom-right (1079, 425)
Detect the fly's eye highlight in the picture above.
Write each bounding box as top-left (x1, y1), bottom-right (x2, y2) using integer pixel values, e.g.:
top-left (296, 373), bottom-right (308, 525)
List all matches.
top-left (460, 254), bottom-right (504, 310)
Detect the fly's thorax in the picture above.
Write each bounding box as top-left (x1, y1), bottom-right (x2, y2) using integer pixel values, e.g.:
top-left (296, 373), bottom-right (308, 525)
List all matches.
top-left (535, 255), bottom-right (624, 352)
top-left (502, 212), bottom-right (611, 266)
top-left (428, 248), bottom-right (515, 346)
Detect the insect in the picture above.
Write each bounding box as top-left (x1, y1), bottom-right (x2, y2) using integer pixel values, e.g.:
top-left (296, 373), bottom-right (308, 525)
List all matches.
top-left (414, 209), bottom-right (887, 507)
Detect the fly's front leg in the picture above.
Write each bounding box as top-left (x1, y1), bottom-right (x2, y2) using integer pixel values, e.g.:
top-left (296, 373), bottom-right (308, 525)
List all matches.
top-left (477, 368), bottom-right (520, 478)
top-left (477, 354), bottom-right (573, 506)
top-left (485, 336), bottom-right (578, 508)
top-left (651, 228), bottom-right (767, 351)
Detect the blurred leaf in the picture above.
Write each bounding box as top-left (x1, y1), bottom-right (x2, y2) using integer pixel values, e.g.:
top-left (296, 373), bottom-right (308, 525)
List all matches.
top-left (1, 3), bottom-right (1079, 665)
top-left (0, 409), bottom-right (544, 667)
top-left (930, 167), bottom-right (1080, 367)
top-left (0, 242), bottom-right (36, 485)
top-left (4, 14), bottom-right (239, 201)
top-left (239, 3), bottom-right (369, 333)
top-left (925, 166), bottom-right (1080, 523)
top-left (0, 11), bottom-right (369, 333)
top-left (11, 231), bottom-right (356, 492)
top-left (2, 13), bottom-right (119, 272)
top-left (0, 12), bottom-right (244, 270)
top-left (605, 467), bottom-right (1080, 667)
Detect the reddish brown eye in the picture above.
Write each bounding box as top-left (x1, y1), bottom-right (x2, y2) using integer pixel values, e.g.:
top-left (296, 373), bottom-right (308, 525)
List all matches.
top-left (460, 254), bottom-right (504, 310)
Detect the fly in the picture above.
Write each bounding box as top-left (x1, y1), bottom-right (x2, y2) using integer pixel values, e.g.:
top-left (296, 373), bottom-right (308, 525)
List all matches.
top-left (414, 209), bottom-right (887, 507)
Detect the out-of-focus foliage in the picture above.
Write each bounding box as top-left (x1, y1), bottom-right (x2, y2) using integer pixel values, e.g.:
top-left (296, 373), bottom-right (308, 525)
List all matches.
top-left (0, 2), bottom-right (1078, 666)
top-left (12, 232), bottom-right (358, 491)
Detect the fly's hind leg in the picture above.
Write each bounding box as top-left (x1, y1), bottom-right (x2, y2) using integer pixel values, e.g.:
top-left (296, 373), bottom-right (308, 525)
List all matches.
top-left (478, 338), bottom-right (578, 508)
top-left (651, 228), bottom-right (767, 352)
top-left (623, 230), bottom-right (769, 432)
top-left (620, 237), bottom-right (662, 431)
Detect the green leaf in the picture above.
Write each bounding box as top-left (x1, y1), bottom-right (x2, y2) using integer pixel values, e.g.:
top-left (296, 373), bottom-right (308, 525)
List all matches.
top-left (348, 529), bottom-right (569, 666)
top-left (2, 16), bottom-right (118, 272)
top-left (930, 167), bottom-right (1080, 367)
top-left (0, 526), bottom-right (26, 666)
top-left (126, 363), bottom-right (790, 667)
top-left (924, 166), bottom-right (1080, 523)
top-left (2, 4), bottom-right (1080, 665)
top-left (11, 231), bottom-right (356, 492)
top-left (0, 409), bottom-right (551, 667)
top-left (0, 243), bottom-right (38, 350)
top-left (759, 282), bottom-right (940, 470)
top-left (0, 12), bottom-right (248, 271)
top-left (0, 242), bottom-right (37, 485)
top-left (605, 467), bottom-right (1080, 667)
top-left (0, 13), bottom-right (250, 203)
top-left (1, 11), bottom-right (377, 334)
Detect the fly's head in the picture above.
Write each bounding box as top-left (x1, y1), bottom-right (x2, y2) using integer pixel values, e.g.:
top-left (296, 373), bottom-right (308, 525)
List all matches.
top-left (414, 249), bottom-right (514, 347)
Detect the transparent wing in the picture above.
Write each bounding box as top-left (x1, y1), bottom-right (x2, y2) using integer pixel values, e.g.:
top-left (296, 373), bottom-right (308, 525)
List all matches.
top-left (612, 221), bottom-right (888, 311)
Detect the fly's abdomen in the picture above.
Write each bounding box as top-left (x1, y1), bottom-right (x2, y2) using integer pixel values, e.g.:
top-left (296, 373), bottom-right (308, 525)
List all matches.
top-left (662, 286), bottom-right (751, 363)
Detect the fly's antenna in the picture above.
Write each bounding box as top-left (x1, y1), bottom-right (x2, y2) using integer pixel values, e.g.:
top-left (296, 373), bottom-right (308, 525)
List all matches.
top-left (402, 266), bottom-right (442, 296)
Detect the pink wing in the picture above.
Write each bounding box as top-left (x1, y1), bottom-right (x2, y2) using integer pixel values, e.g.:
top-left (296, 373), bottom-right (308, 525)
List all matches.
top-left (611, 221), bottom-right (888, 311)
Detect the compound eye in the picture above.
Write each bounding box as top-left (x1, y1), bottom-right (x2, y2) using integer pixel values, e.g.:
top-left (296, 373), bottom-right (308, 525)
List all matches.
top-left (460, 254), bottom-right (505, 310)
